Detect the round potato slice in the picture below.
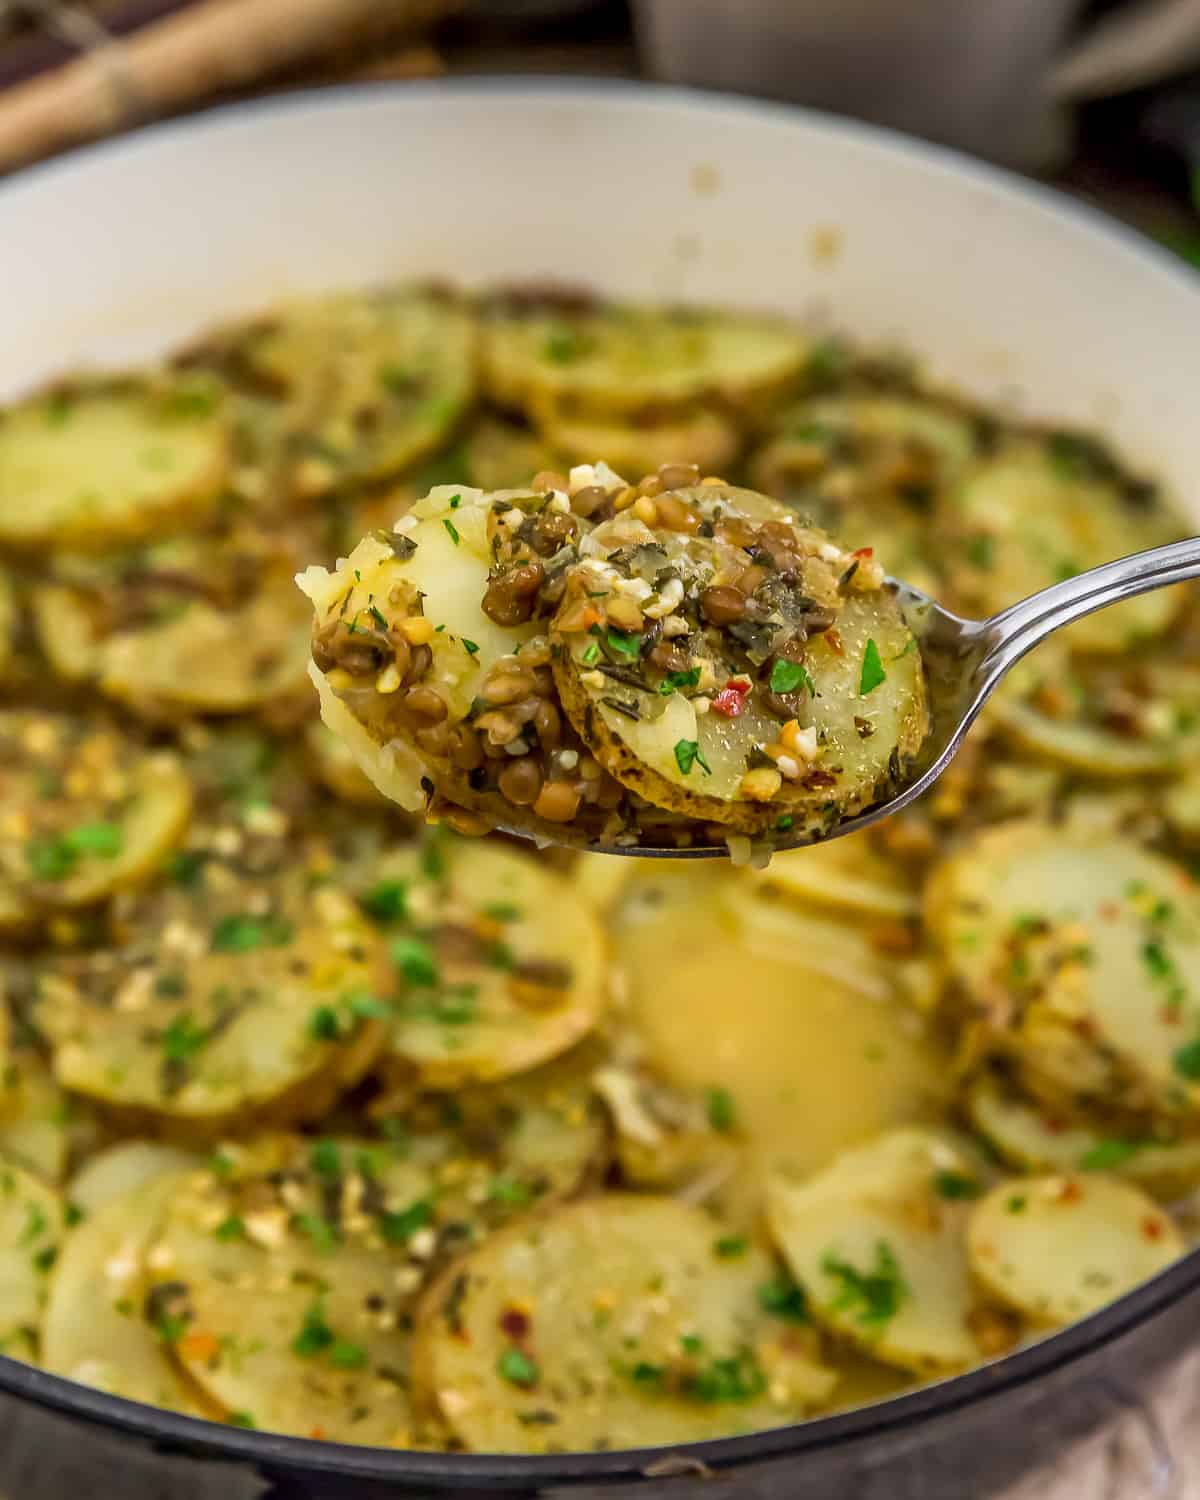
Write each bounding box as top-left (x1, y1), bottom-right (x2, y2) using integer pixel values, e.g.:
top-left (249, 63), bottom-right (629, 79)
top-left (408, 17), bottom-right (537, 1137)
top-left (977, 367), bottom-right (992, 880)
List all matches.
top-left (482, 298), bottom-right (808, 419)
top-left (944, 441), bottom-right (1180, 653)
top-left (538, 404), bottom-right (739, 479)
top-left (43, 1165), bottom-right (205, 1410)
top-left (766, 1128), bottom-right (986, 1375)
top-left (413, 1194), bottom-right (837, 1453)
top-left (0, 1156), bottom-right (64, 1361)
top-left (550, 485), bottom-right (927, 840)
top-left (989, 653), bottom-right (1200, 780)
top-left (66, 1140), bottom-right (201, 1218)
top-left (966, 1073), bottom-right (1200, 1203)
top-left (464, 417), bottom-right (555, 492)
top-left (0, 1046), bottom-right (78, 1185)
top-left (747, 830), bottom-right (919, 921)
top-left (32, 867), bottom-right (387, 1139)
top-left (926, 822), bottom-right (1200, 1123)
top-left (360, 837), bottom-right (607, 1086)
top-left (147, 1136), bottom-right (449, 1442)
top-left (751, 395), bottom-right (976, 589)
top-left (35, 539), bottom-right (313, 720)
top-left (0, 712), bottom-right (192, 930)
top-left (238, 287), bottom-right (476, 497)
top-left (0, 376), bottom-right (230, 551)
top-left (967, 1174), bottom-right (1182, 1326)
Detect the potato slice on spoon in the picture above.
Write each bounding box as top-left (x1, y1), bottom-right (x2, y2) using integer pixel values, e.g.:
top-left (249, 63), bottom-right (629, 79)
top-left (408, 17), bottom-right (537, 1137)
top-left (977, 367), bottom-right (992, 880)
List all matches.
top-left (298, 467), bottom-right (928, 852)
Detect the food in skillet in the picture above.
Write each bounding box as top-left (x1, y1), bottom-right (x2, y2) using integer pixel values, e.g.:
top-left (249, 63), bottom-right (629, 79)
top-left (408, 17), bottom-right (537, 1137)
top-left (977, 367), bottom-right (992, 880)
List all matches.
top-left (298, 469), bottom-right (928, 851)
top-left (0, 282), bottom-right (1195, 1453)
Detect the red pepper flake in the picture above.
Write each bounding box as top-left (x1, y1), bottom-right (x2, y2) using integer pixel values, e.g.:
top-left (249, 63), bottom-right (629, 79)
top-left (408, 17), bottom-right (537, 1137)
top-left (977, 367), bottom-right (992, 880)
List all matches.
top-left (1041, 1116), bottom-right (1068, 1136)
top-left (309, 1427), bottom-right (327, 1441)
top-left (1161, 1003), bottom-right (1184, 1025)
top-left (1098, 902), bottom-right (1121, 922)
top-left (711, 688), bottom-right (747, 718)
top-left (823, 628), bottom-right (844, 656)
top-left (1057, 1180), bottom-right (1083, 1205)
top-left (499, 1307), bottom-right (531, 1340)
top-left (851, 547), bottom-right (875, 559)
top-left (1142, 1215), bottom-right (1166, 1241)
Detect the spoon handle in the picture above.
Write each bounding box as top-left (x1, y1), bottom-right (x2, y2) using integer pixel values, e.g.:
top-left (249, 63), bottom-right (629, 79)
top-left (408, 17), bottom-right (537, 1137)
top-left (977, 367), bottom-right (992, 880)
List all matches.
top-left (980, 535), bottom-right (1200, 681)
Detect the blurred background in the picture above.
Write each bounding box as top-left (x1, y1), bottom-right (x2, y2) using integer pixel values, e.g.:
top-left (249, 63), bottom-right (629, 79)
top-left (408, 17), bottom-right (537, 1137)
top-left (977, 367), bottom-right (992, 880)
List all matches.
top-left (2, 0), bottom-right (1200, 263)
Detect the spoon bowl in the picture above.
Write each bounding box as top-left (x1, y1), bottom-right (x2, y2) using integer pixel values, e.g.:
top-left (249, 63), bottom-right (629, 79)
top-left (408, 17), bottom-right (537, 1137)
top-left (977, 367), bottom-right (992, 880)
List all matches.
top-left (607, 534), bottom-right (1200, 859)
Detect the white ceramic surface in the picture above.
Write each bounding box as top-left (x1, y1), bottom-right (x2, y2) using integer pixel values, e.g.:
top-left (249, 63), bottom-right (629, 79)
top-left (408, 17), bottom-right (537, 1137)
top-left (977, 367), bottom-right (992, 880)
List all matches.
top-left (0, 80), bottom-right (1198, 504)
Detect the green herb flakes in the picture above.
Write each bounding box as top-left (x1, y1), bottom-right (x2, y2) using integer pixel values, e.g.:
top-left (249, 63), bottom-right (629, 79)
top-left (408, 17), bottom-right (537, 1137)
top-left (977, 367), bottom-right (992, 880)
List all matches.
top-left (705, 1086), bottom-right (737, 1133)
top-left (859, 639), bottom-right (887, 696)
top-left (674, 739), bottom-right (712, 777)
top-left (769, 659), bottom-right (814, 696)
top-left (821, 1241), bottom-right (907, 1329)
top-left (497, 1346), bottom-right (540, 1387)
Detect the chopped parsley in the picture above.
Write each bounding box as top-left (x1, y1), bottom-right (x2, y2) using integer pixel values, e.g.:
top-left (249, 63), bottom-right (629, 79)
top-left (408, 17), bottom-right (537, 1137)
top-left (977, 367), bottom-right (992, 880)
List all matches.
top-left (229, 1411), bottom-right (257, 1429)
top-left (1078, 1140), bottom-right (1141, 1171)
top-left (606, 628), bottom-right (642, 660)
top-left (705, 1086), bottom-right (737, 1133)
top-left (442, 518), bottom-right (460, 546)
top-left (484, 903), bottom-right (522, 923)
top-left (293, 1213), bottom-right (338, 1253)
top-left (714, 1235), bottom-right (748, 1259)
top-left (379, 1198), bottom-right (433, 1244)
top-left (292, 1299), bottom-right (335, 1357)
top-left (757, 1273), bottom-right (810, 1323)
top-left (932, 1170), bottom-right (983, 1200)
top-left (1006, 1194), bottom-right (1028, 1214)
top-left (769, 659), bottom-right (814, 696)
top-left (210, 913), bottom-right (294, 953)
top-left (497, 1346), bottom-right (540, 1387)
top-left (581, 641), bottom-right (601, 665)
top-left (488, 1176), bottom-right (534, 1207)
top-left (309, 1139), bottom-right (341, 1179)
top-left (26, 820), bottom-right (124, 881)
top-left (462, 638), bottom-right (480, 656)
top-left (367, 603), bottom-right (388, 629)
top-left (307, 1005), bottom-right (341, 1041)
top-left (214, 1215), bottom-right (246, 1243)
top-left (682, 1350), bottom-right (766, 1404)
top-left (659, 667), bottom-right (702, 695)
top-left (330, 1339), bottom-right (368, 1370)
top-left (821, 1241), bottom-right (907, 1329)
top-left (161, 1013), bottom-right (209, 1064)
top-left (674, 738), bottom-right (712, 777)
top-left (1172, 1039), bottom-right (1200, 1081)
top-left (542, 325), bottom-right (583, 365)
top-left (392, 935), bottom-right (439, 987)
top-left (859, 639), bottom-right (887, 696)
top-left (361, 880), bottom-right (408, 923)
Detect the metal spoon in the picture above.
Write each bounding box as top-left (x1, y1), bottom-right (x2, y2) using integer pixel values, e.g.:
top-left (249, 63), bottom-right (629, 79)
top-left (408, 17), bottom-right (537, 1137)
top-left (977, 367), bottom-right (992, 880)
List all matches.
top-left (622, 536), bottom-right (1200, 859)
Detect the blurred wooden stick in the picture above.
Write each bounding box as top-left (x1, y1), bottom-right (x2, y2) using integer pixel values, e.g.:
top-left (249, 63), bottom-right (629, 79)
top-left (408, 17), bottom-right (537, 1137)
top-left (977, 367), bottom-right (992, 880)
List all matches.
top-left (0, 0), bottom-right (454, 173)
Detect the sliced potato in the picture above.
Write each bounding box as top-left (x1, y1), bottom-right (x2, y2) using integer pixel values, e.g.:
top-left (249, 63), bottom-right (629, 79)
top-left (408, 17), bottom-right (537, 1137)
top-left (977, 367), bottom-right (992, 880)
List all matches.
top-left (989, 652), bottom-right (1200, 779)
top-left (944, 442), bottom-right (1180, 653)
top-left (375, 1042), bottom-right (608, 1229)
top-left (0, 712), bottom-right (192, 930)
top-left (0, 1046), bottom-right (78, 1184)
top-left (751, 395), bottom-right (976, 588)
top-left (147, 1136), bottom-right (439, 1441)
top-left (0, 376), bottom-right (230, 550)
top-left (43, 1166), bottom-right (205, 1409)
top-left (238, 287), bottom-right (476, 496)
top-left (413, 1194), bottom-right (837, 1453)
top-left (464, 417), bottom-right (555, 492)
top-left (967, 1174), bottom-right (1182, 1326)
top-left (538, 404), bottom-right (739, 478)
top-left (482, 298), bottom-right (808, 419)
top-left (967, 1073), bottom-right (1200, 1202)
top-left (926, 822), bottom-right (1200, 1122)
top-left (748, 830), bottom-right (919, 921)
top-left (361, 838), bottom-right (607, 1086)
top-left (35, 543), bottom-right (313, 719)
top-left (67, 1140), bottom-right (201, 1218)
top-left (766, 1128), bottom-right (985, 1375)
top-left (304, 720), bottom-right (390, 807)
top-left (552, 486), bottom-right (927, 839)
top-left (33, 869), bottom-right (387, 1138)
top-left (0, 1156), bottom-right (63, 1360)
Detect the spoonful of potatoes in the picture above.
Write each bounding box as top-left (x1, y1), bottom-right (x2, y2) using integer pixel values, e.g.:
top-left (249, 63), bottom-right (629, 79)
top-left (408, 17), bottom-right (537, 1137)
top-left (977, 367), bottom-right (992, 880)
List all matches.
top-left (296, 462), bottom-right (1198, 860)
